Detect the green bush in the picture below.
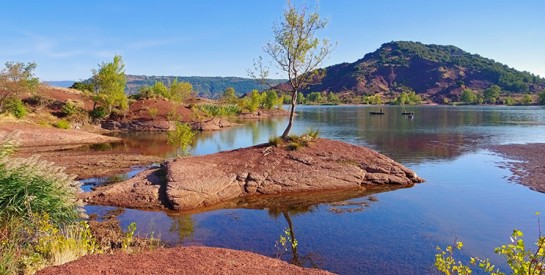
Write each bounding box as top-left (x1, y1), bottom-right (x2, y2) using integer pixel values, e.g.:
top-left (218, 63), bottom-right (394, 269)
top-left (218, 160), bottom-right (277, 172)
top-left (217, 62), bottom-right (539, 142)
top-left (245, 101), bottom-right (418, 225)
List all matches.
top-left (436, 223), bottom-right (545, 274)
top-left (54, 119), bottom-right (71, 129)
top-left (61, 101), bottom-right (79, 117)
top-left (90, 106), bottom-right (108, 120)
top-left (4, 98), bottom-right (27, 118)
top-left (198, 103), bottom-right (241, 117)
top-left (168, 122), bottom-right (196, 157)
top-left (0, 134), bottom-right (81, 225)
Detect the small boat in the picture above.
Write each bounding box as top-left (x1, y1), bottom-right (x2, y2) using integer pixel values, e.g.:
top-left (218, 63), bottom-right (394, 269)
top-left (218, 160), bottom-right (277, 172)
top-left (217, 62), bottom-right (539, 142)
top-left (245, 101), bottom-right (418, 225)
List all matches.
top-left (401, 111), bottom-right (414, 116)
top-left (369, 111), bottom-right (385, 115)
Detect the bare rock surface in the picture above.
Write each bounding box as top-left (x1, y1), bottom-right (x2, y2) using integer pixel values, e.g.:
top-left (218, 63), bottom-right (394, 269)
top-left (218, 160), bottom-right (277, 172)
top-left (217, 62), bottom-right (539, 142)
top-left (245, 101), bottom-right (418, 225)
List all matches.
top-left (0, 122), bottom-right (120, 147)
top-left (84, 138), bottom-right (423, 211)
top-left (37, 246), bottom-right (333, 275)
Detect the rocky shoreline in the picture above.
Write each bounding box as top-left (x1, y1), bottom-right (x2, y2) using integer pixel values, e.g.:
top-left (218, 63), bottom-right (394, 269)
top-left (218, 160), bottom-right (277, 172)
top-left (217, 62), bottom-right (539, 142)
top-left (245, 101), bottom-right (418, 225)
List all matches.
top-left (489, 143), bottom-right (545, 193)
top-left (82, 138), bottom-right (424, 211)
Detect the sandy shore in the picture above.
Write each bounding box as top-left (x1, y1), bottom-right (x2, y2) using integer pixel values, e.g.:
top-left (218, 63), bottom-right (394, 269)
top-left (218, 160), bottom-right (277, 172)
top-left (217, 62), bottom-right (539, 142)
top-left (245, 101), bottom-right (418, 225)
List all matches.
top-left (489, 143), bottom-right (545, 193)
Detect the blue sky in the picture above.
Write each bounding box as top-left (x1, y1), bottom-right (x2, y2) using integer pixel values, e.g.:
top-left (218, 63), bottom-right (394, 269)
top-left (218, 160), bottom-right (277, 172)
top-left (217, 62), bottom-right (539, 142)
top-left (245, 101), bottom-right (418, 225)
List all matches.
top-left (1, 0), bottom-right (544, 81)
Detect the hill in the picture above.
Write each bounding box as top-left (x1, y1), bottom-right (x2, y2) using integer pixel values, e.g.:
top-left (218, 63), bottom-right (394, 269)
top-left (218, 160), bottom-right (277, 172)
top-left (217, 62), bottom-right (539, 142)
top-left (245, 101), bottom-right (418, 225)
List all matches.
top-left (305, 41), bottom-right (545, 103)
top-left (125, 75), bottom-right (285, 98)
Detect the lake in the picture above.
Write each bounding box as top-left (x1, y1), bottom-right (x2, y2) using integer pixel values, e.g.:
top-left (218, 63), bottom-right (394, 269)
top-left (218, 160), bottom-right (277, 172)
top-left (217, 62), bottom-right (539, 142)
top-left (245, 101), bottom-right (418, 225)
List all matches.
top-left (84, 105), bottom-right (545, 274)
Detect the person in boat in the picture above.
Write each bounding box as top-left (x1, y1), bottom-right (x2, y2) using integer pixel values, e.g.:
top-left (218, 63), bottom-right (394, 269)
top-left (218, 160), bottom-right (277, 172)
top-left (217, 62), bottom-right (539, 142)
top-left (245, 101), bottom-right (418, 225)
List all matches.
top-left (380, 108), bottom-right (383, 113)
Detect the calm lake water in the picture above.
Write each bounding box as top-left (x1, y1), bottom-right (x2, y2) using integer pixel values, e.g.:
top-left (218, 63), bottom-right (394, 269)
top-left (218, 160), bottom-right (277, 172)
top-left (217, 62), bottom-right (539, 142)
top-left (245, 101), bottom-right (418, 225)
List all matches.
top-left (84, 105), bottom-right (545, 274)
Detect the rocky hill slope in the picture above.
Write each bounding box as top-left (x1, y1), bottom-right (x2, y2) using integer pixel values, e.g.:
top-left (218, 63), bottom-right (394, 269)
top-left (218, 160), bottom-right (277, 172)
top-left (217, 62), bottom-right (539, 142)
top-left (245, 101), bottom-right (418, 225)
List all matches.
top-left (305, 41), bottom-right (545, 103)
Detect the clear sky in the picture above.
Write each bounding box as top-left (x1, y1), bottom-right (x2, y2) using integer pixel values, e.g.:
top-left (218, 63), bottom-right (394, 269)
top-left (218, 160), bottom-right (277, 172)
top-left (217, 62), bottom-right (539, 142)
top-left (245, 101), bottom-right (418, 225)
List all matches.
top-left (1, 0), bottom-right (544, 81)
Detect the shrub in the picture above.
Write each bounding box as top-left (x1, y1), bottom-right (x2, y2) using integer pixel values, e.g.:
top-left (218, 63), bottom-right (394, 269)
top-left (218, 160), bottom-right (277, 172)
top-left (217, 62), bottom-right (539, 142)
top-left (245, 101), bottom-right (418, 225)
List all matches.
top-left (148, 107), bottom-right (159, 119)
top-left (61, 100), bottom-right (79, 117)
top-left (198, 104), bottom-right (241, 118)
top-left (168, 122), bottom-right (196, 157)
top-left (54, 119), bottom-right (71, 129)
top-left (0, 134), bottom-right (81, 224)
top-left (269, 136), bottom-right (283, 146)
top-left (436, 224), bottom-right (545, 274)
top-left (304, 127), bottom-right (320, 139)
top-left (4, 98), bottom-right (27, 118)
top-left (90, 106), bottom-right (108, 120)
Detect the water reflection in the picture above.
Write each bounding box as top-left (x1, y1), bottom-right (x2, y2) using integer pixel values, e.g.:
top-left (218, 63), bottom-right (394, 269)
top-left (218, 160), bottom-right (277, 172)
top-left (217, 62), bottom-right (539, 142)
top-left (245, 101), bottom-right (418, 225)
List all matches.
top-left (80, 105), bottom-right (545, 274)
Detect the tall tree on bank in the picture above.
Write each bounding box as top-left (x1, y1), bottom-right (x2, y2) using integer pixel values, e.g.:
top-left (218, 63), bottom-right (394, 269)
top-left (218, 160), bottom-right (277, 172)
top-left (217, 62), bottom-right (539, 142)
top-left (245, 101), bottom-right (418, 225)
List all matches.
top-left (255, 1), bottom-right (333, 138)
top-left (92, 55), bottom-right (128, 115)
top-left (0, 62), bottom-right (39, 112)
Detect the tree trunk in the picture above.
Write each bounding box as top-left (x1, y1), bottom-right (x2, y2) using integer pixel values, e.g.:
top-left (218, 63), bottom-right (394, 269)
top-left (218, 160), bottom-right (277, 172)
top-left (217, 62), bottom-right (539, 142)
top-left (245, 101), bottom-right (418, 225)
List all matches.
top-left (281, 90), bottom-right (297, 138)
top-left (282, 212), bottom-right (299, 265)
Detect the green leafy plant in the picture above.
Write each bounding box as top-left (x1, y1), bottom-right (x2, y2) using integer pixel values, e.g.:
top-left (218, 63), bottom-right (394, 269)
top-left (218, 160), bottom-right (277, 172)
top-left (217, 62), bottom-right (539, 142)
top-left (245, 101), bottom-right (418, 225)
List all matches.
top-left (4, 98), bottom-right (27, 118)
top-left (54, 119), bottom-right (71, 129)
top-left (167, 122), bottom-right (196, 158)
top-left (436, 213), bottom-right (545, 275)
top-left (269, 136), bottom-right (283, 147)
top-left (89, 106), bottom-right (108, 120)
top-left (275, 227), bottom-right (298, 259)
top-left (148, 107), bottom-right (159, 119)
top-left (122, 222), bottom-right (137, 251)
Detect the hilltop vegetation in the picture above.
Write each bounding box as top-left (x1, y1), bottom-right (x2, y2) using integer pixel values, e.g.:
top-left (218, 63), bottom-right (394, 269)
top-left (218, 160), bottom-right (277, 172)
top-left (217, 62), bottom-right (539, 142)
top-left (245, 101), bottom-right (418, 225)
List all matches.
top-left (304, 41), bottom-right (545, 104)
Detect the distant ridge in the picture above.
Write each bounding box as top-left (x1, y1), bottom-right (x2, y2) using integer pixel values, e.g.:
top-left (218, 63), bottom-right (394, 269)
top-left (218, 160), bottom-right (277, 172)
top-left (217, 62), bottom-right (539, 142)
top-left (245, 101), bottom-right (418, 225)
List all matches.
top-left (44, 80), bottom-right (75, 88)
top-left (305, 41), bottom-right (545, 103)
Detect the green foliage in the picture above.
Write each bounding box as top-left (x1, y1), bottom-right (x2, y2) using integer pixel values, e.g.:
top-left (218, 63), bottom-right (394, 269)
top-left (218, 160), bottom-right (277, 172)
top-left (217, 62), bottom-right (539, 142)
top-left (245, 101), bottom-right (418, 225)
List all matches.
top-left (304, 127), bottom-right (320, 139)
top-left (363, 94), bottom-right (383, 105)
top-left (263, 90), bottom-right (280, 109)
top-left (242, 90), bottom-right (262, 112)
top-left (4, 98), bottom-right (27, 118)
top-left (435, 220), bottom-right (545, 275)
top-left (137, 79), bottom-right (193, 103)
top-left (461, 89), bottom-right (478, 104)
top-left (168, 122), bottom-right (196, 158)
top-left (326, 92), bottom-right (341, 104)
top-left (504, 96), bottom-right (515, 106)
top-left (92, 55), bottom-right (128, 115)
top-left (539, 91), bottom-right (545, 105)
top-left (269, 136), bottom-right (283, 147)
top-left (378, 41), bottom-right (544, 93)
top-left (275, 227), bottom-right (298, 259)
top-left (1, 214), bottom-right (99, 274)
top-left (307, 92), bottom-right (324, 104)
top-left (70, 81), bottom-right (94, 93)
top-left (169, 79), bottom-right (193, 102)
top-left (0, 134), bottom-right (81, 225)
top-left (89, 106), bottom-right (108, 120)
top-left (285, 130), bottom-right (319, 150)
top-left (221, 87), bottom-right (238, 104)
top-left (484, 85), bottom-right (501, 104)
top-left (121, 222), bottom-right (137, 251)
top-left (126, 75), bottom-right (284, 98)
top-left (259, 1), bottom-right (333, 137)
top-left (0, 61), bottom-right (39, 113)
top-left (521, 94), bottom-right (533, 105)
top-left (61, 100), bottom-right (83, 118)
top-left (197, 103), bottom-right (241, 118)
top-left (54, 119), bottom-right (71, 129)
top-left (148, 107), bottom-right (159, 119)
top-left (296, 92), bottom-right (306, 104)
top-left (394, 89), bottom-right (422, 105)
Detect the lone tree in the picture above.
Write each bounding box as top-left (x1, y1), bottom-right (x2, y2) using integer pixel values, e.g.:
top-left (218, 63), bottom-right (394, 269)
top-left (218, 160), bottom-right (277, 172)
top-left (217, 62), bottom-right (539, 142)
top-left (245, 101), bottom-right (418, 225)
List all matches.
top-left (91, 55), bottom-right (128, 116)
top-left (256, 1), bottom-right (333, 138)
top-left (0, 62), bottom-right (39, 113)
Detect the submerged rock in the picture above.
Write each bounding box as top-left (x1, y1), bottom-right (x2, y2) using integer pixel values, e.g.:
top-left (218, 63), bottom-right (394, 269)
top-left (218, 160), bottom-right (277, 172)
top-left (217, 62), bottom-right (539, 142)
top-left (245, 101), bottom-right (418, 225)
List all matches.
top-left (83, 138), bottom-right (424, 211)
